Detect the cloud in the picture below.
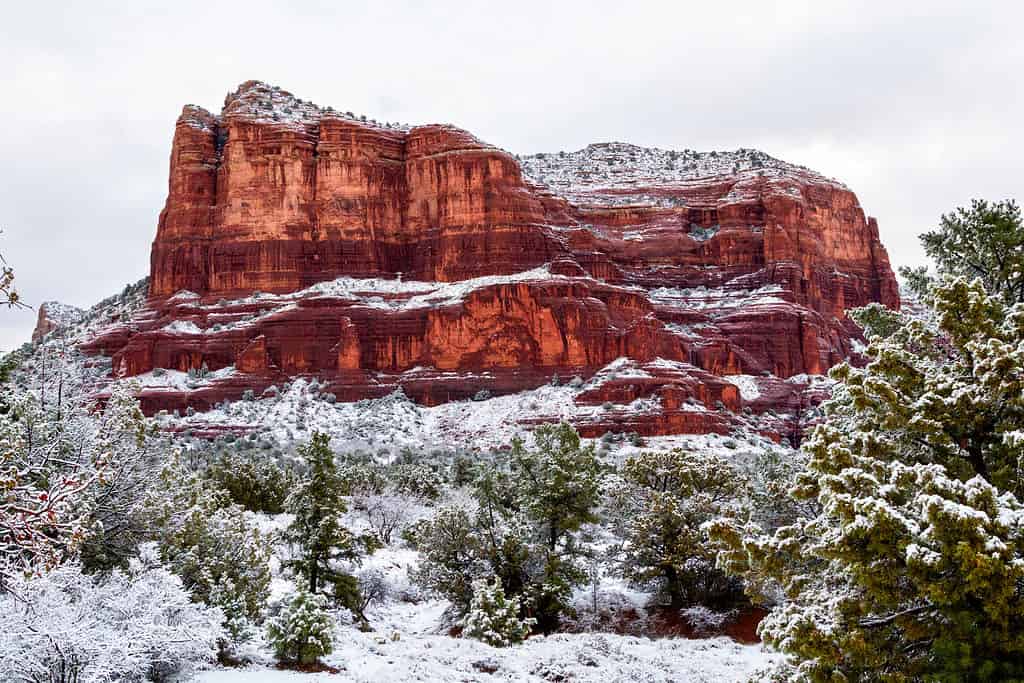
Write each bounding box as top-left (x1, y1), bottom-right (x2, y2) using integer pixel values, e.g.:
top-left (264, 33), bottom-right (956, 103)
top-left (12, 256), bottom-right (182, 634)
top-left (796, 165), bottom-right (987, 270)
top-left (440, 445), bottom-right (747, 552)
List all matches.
top-left (1, 0), bottom-right (1020, 350)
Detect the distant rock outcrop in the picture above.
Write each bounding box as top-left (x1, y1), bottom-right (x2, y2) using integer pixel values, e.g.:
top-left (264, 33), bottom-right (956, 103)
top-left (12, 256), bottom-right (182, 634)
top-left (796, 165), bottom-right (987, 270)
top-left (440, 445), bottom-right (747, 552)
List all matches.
top-left (83, 81), bottom-right (899, 438)
top-left (32, 301), bottom-right (83, 343)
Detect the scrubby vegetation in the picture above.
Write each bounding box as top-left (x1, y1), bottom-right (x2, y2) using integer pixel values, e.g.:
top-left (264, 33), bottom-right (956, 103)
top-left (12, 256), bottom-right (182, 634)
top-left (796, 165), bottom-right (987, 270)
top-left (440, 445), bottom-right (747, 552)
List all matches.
top-left (3, 201), bottom-right (1022, 680)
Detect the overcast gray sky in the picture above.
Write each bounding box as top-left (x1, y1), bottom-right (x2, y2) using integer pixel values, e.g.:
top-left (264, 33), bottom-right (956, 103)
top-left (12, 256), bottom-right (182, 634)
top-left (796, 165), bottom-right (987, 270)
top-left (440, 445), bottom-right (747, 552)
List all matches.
top-left (1, 0), bottom-right (1021, 351)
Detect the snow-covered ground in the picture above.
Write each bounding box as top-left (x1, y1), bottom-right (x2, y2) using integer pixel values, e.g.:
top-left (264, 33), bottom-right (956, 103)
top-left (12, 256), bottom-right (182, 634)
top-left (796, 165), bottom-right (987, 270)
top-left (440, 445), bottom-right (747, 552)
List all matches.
top-left (194, 627), bottom-right (776, 682)
top-left (159, 372), bottom-right (791, 462)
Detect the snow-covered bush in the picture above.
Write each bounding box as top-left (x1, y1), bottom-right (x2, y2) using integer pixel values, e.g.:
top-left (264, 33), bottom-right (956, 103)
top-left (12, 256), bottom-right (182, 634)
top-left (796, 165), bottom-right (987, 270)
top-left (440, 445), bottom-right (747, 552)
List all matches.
top-left (0, 380), bottom-right (147, 579)
top-left (208, 446), bottom-right (297, 514)
top-left (680, 605), bottom-right (735, 635)
top-left (463, 578), bottom-right (534, 647)
top-left (0, 548), bottom-right (223, 683)
top-left (356, 491), bottom-right (423, 545)
top-left (266, 591), bottom-right (335, 665)
top-left (144, 454), bottom-right (271, 639)
top-left (617, 449), bottom-right (748, 609)
top-left (389, 462), bottom-right (443, 501)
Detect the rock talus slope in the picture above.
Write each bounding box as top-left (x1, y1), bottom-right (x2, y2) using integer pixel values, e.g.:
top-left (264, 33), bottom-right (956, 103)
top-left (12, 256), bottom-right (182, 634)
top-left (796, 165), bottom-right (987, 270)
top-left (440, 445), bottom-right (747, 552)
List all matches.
top-left (84, 81), bottom-right (898, 438)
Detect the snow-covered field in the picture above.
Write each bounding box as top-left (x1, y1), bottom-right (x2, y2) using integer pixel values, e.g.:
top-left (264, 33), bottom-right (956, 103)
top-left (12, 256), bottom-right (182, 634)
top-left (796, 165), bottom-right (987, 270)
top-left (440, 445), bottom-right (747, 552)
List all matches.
top-left (195, 630), bottom-right (775, 683)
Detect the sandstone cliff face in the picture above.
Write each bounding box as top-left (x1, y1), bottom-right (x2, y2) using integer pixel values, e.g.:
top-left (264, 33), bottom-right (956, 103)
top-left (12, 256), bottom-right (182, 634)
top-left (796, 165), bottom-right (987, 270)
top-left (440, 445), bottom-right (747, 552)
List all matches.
top-left (86, 81), bottom-right (899, 438)
top-left (31, 301), bottom-right (84, 343)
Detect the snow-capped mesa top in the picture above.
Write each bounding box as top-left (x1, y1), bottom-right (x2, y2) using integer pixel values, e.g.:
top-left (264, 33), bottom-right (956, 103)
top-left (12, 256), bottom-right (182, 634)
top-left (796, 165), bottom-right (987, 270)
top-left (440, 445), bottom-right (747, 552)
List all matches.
top-left (519, 142), bottom-right (848, 205)
top-left (210, 80), bottom-right (412, 132)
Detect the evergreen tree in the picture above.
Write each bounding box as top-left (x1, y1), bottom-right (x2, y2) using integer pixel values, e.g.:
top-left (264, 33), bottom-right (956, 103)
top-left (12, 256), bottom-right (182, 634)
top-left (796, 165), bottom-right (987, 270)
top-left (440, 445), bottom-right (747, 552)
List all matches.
top-left (710, 276), bottom-right (1024, 680)
top-left (510, 422), bottom-right (601, 551)
top-left (413, 423), bottom-right (602, 633)
top-left (463, 577), bottom-right (534, 647)
top-left (901, 198), bottom-right (1024, 304)
top-left (283, 432), bottom-right (365, 615)
top-left (618, 449), bottom-right (747, 609)
top-left (267, 591), bottom-right (335, 665)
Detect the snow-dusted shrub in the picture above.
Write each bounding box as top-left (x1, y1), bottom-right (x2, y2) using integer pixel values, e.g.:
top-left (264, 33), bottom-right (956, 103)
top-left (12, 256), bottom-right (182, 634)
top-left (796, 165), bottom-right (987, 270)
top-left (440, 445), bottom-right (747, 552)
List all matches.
top-left (618, 449), bottom-right (748, 609)
top-left (0, 381), bottom-right (147, 579)
top-left (463, 578), bottom-right (533, 647)
top-left (356, 491), bottom-right (422, 545)
top-left (680, 605), bottom-right (735, 635)
top-left (209, 447), bottom-right (297, 513)
top-left (473, 388), bottom-right (492, 401)
top-left (340, 461), bottom-right (388, 496)
top-left (145, 455), bottom-right (271, 639)
top-left (390, 462), bottom-right (443, 500)
top-left (355, 567), bottom-right (390, 612)
top-left (0, 549), bottom-right (223, 683)
top-left (266, 591), bottom-right (335, 665)
top-left (409, 505), bottom-right (487, 610)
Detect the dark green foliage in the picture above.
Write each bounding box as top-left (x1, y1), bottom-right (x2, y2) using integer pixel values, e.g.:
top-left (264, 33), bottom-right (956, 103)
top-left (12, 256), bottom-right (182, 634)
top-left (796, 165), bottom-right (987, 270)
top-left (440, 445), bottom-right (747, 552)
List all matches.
top-left (618, 450), bottom-right (748, 609)
top-left (413, 423), bottom-right (602, 633)
top-left (208, 447), bottom-right (297, 514)
top-left (711, 275), bottom-right (1024, 681)
top-left (282, 432), bottom-right (369, 621)
top-left (901, 198), bottom-right (1024, 304)
top-left (510, 422), bottom-right (602, 551)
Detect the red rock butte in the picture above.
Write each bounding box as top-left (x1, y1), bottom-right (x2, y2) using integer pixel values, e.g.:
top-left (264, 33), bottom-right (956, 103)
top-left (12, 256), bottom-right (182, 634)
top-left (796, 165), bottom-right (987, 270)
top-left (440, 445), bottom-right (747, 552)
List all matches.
top-left (84, 80), bottom-right (899, 436)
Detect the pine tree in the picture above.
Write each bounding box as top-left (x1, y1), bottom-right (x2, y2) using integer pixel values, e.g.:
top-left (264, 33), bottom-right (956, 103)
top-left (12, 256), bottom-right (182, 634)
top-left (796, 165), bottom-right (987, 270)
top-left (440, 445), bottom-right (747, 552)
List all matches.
top-left (267, 591), bottom-right (335, 665)
top-left (283, 432), bottom-right (365, 615)
top-left (901, 198), bottom-right (1024, 304)
top-left (463, 578), bottom-right (534, 647)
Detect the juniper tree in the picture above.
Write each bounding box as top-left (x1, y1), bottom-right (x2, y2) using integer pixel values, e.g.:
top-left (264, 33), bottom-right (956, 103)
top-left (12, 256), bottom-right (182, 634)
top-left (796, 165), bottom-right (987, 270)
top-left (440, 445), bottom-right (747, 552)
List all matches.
top-left (509, 422), bottom-right (602, 551)
top-left (710, 276), bottom-right (1024, 681)
top-left (618, 449), bottom-right (748, 609)
top-left (901, 198), bottom-right (1024, 304)
top-left (413, 423), bottom-right (603, 633)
